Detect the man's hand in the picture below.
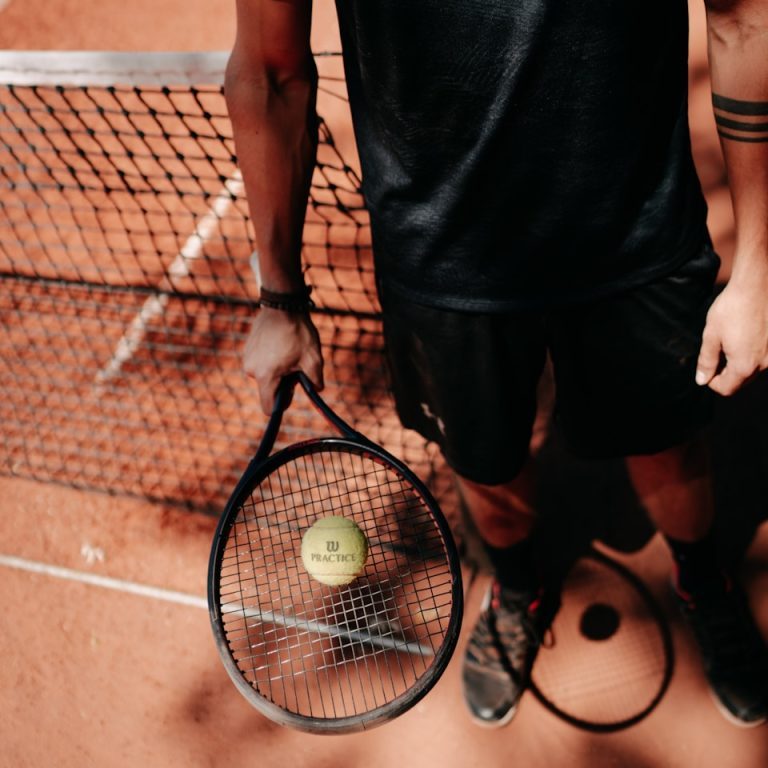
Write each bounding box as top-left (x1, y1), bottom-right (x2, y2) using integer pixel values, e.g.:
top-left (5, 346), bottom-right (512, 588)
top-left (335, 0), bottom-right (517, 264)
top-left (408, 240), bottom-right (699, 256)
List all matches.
top-left (696, 265), bottom-right (768, 396)
top-left (243, 308), bottom-right (324, 414)
top-left (699, 0), bottom-right (768, 396)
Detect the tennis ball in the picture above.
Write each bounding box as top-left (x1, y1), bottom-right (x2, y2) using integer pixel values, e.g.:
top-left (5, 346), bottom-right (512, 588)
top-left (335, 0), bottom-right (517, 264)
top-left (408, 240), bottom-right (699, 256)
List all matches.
top-left (301, 516), bottom-right (368, 586)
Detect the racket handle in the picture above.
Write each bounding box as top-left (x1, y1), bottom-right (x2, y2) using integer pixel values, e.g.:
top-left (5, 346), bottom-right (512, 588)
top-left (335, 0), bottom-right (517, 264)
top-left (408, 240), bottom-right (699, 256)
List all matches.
top-left (274, 374), bottom-right (299, 413)
top-left (254, 371), bottom-right (366, 466)
top-left (251, 375), bottom-right (297, 463)
top-left (294, 371), bottom-right (364, 440)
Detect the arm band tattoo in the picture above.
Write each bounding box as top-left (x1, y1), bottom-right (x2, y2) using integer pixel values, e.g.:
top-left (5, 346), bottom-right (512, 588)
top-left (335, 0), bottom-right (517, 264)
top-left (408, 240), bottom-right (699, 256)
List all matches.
top-left (712, 94), bottom-right (768, 144)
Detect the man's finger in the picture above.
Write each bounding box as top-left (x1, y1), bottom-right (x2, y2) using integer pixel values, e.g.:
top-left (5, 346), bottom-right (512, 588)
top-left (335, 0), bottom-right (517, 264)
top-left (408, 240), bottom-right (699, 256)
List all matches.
top-left (695, 331), bottom-right (721, 386)
top-left (707, 364), bottom-right (747, 397)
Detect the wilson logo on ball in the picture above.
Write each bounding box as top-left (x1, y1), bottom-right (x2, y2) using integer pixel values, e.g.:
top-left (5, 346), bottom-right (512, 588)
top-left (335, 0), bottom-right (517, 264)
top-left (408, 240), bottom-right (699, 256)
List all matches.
top-left (301, 516), bottom-right (369, 586)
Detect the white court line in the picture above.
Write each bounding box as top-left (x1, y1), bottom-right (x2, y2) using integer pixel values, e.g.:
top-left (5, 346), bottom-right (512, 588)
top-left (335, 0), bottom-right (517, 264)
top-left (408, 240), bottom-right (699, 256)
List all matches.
top-left (0, 553), bottom-right (207, 609)
top-left (0, 553), bottom-right (433, 656)
top-left (0, 1), bottom-right (12, 11)
top-left (94, 169), bottom-right (244, 386)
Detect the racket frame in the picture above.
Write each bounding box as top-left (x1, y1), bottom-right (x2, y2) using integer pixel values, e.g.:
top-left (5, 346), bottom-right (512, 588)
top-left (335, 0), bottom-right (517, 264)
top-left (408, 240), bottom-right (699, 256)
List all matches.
top-left (208, 373), bottom-right (463, 733)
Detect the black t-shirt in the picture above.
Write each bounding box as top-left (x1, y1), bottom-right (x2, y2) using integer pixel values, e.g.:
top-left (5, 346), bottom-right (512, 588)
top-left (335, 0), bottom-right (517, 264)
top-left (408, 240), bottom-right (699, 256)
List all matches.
top-left (334, 0), bottom-right (709, 310)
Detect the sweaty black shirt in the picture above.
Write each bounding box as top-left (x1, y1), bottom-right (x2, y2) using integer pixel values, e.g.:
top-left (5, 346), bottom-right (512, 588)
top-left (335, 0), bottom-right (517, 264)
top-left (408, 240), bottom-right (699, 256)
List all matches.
top-left (334, 0), bottom-right (709, 310)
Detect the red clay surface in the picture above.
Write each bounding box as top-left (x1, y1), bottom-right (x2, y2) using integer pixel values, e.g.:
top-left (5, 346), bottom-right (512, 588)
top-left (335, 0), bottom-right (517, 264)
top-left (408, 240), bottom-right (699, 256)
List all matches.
top-left (1, 475), bottom-right (767, 767)
top-left (2, 1), bottom-right (767, 767)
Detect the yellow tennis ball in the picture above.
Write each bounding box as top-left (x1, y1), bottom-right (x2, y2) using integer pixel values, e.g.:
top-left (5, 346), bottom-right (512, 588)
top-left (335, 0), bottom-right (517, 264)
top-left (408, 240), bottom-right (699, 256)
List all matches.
top-left (301, 516), bottom-right (369, 586)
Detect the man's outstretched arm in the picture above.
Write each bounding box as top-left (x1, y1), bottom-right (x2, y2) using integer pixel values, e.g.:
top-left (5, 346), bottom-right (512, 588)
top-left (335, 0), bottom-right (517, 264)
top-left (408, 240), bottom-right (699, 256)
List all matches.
top-left (696, 0), bottom-right (768, 395)
top-left (227, 0), bottom-right (323, 413)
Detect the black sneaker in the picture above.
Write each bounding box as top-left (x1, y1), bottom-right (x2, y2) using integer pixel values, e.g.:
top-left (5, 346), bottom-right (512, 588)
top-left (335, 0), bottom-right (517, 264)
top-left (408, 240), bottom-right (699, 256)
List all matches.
top-left (676, 576), bottom-right (768, 727)
top-left (462, 581), bottom-right (557, 727)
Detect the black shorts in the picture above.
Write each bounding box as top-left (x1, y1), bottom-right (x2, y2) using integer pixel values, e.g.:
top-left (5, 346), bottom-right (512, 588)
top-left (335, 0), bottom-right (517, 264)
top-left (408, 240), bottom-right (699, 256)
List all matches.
top-left (380, 239), bottom-right (721, 485)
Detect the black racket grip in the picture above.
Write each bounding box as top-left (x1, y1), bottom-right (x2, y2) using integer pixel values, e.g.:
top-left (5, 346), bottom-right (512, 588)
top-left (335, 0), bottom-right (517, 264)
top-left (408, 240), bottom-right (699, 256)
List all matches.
top-left (294, 371), bottom-right (365, 440)
top-left (255, 372), bottom-right (366, 466)
top-left (251, 375), bottom-right (298, 463)
top-left (273, 372), bottom-right (300, 413)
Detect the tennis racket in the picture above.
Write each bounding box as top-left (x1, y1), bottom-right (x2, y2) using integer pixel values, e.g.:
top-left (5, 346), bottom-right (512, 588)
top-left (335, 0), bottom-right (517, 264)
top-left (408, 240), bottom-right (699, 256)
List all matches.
top-left (208, 372), bottom-right (463, 733)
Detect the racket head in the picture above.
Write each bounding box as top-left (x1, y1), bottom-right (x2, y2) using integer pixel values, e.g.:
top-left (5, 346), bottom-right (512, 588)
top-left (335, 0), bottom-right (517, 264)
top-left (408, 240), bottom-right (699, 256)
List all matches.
top-left (208, 436), bottom-right (463, 733)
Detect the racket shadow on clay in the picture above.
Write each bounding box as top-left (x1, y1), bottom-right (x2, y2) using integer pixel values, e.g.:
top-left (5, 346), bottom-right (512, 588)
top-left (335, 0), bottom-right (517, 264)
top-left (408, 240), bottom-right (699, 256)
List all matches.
top-left (208, 371), bottom-right (463, 733)
top-left (530, 547), bottom-right (674, 732)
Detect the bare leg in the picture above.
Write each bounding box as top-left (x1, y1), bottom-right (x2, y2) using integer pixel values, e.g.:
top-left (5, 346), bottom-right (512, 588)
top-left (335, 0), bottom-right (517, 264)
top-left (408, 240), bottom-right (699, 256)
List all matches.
top-left (461, 427), bottom-right (713, 550)
top-left (627, 430), bottom-right (768, 725)
top-left (625, 431), bottom-right (714, 542)
top-left (456, 458), bottom-right (538, 548)
top-left (458, 456), bottom-right (559, 727)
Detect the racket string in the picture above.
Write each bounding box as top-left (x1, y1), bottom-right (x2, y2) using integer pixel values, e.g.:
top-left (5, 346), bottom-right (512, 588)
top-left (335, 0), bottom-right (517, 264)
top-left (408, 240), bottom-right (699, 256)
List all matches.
top-left (218, 446), bottom-right (455, 719)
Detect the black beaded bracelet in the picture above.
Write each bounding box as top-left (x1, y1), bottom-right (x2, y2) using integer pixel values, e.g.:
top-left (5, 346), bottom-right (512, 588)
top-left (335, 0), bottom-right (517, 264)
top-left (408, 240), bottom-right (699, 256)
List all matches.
top-left (258, 285), bottom-right (315, 314)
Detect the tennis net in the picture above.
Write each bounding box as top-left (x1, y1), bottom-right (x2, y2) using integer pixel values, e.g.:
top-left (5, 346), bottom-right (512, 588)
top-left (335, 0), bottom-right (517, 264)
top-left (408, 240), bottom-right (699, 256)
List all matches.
top-left (0, 50), bottom-right (458, 520)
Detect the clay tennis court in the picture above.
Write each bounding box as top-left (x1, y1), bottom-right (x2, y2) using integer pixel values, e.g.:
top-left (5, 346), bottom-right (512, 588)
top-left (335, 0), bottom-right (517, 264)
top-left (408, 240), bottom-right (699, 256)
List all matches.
top-left (1, 1), bottom-right (767, 766)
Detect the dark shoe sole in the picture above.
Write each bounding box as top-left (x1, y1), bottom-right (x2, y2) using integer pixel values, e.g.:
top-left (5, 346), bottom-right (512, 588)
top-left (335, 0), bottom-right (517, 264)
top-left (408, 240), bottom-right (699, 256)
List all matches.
top-left (671, 579), bottom-right (768, 729)
top-left (466, 700), bottom-right (520, 729)
top-left (709, 689), bottom-right (768, 729)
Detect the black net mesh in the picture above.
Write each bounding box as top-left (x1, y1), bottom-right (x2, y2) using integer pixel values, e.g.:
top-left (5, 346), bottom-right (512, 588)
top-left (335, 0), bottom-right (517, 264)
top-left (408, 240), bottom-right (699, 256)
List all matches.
top-left (0, 52), bottom-right (459, 523)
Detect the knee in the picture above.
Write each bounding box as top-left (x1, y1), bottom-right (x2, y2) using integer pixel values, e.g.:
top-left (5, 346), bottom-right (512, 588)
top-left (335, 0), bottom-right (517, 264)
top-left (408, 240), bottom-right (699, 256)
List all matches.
top-left (457, 472), bottom-right (537, 522)
top-left (646, 432), bottom-right (709, 470)
top-left (627, 431), bottom-right (711, 489)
